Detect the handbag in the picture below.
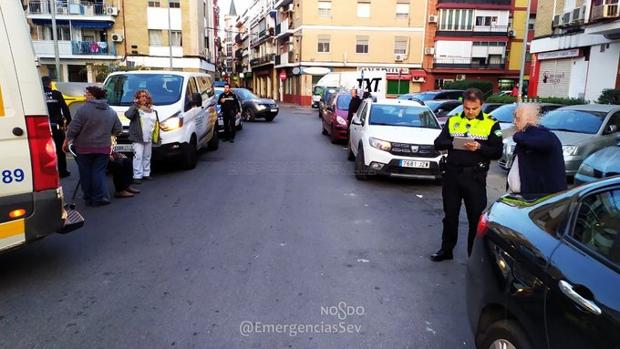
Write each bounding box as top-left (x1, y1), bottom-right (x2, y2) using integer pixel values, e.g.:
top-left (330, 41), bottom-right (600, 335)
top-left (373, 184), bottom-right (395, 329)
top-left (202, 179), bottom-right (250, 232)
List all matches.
top-left (152, 110), bottom-right (161, 145)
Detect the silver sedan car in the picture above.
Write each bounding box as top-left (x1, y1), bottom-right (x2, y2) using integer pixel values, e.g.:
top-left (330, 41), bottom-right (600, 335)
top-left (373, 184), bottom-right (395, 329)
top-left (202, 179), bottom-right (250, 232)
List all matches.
top-left (499, 104), bottom-right (620, 176)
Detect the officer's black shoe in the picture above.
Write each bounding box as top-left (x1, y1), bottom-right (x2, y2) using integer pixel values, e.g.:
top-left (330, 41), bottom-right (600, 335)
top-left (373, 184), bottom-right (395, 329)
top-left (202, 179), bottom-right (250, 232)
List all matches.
top-left (430, 249), bottom-right (453, 262)
top-left (60, 171), bottom-right (71, 178)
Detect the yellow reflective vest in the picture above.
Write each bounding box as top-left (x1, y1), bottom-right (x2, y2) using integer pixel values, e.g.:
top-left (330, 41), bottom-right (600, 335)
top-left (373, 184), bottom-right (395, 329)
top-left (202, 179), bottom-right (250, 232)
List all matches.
top-left (447, 113), bottom-right (497, 141)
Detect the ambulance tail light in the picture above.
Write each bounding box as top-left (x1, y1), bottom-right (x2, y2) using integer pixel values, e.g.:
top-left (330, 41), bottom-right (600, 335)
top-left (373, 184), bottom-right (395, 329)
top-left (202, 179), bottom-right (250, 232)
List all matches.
top-left (26, 115), bottom-right (60, 192)
top-left (476, 212), bottom-right (489, 238)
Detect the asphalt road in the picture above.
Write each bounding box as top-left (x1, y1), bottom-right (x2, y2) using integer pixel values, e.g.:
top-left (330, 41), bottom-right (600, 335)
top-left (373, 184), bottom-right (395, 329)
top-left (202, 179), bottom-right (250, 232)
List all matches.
top-left (0, 106), bottom-right (511, 349)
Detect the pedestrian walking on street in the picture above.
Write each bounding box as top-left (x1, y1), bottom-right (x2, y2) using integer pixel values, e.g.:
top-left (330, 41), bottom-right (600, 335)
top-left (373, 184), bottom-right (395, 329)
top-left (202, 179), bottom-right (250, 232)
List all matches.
top-left (109, 151), bottom-right (141, 198)
top-left (125, 90), bottom-right (160, 184)
top-left (508, 103), bottom-right (567, 195)
top-left (42, 76), bottom-right (72, 178)
top-left (218, 83), bottom-right (241, 143)
top-left (347, 88), bottom-right (362, 126)
top-left (431, 88), bottom-right (503, 261)
top-left (63, 86), bottom-right (122, 207)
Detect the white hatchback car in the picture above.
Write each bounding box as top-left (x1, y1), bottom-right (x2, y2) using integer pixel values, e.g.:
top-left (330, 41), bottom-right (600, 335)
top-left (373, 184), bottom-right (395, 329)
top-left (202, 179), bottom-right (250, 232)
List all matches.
top-left (348, 99), bottom-right (444, 180)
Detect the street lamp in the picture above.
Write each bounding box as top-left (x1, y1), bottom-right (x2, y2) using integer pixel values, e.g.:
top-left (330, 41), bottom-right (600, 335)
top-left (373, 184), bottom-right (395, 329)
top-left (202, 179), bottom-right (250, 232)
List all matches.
top-left (518, 0), bottom-right (533, 101)
top-left (168, 0), bottom-right (173, 69)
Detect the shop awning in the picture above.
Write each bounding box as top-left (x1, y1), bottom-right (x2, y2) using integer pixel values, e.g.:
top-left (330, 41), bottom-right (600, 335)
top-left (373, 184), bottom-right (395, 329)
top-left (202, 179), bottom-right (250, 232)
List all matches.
top-left (411, 69), bottom-right (427, 78)
top-left (31, 18), bottom-right (113, 29)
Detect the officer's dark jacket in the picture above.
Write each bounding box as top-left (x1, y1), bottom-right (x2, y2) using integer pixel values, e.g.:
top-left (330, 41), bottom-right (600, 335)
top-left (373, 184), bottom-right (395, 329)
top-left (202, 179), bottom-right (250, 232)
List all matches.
top-left (513, 125), bottom-right (567, 194)
top-left (347, 96), bottom-right (362, 123)
top-left (434, 112), bottom-right (503, 167)
top-left (43, 87), bottom-right (71, 125)
top-left (217, 91), bottom-right (240, 116)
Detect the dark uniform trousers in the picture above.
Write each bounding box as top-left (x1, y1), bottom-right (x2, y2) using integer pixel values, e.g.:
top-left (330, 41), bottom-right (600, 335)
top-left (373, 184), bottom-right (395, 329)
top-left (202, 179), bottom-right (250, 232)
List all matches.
top-left (223, 113), bottom-right (236, 140)
top-left (441, 165), bottom-right (488, 256)
top-left (51, 124), bottom-right (68, 175)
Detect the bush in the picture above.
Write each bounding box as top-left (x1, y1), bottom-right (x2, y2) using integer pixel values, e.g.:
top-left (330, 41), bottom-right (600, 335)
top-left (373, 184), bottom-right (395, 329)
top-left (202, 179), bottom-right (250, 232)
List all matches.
top-left (444, 79), bottom-right (494, 94)
top-left (597, 89), bottom-right (620, 104)
top-left (485, 95), bottom-right (517, 103)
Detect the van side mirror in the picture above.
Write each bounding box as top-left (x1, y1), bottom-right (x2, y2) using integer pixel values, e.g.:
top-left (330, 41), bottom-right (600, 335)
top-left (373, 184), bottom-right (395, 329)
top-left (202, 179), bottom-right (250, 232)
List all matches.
top-left (207, 88), bottom-right (215, 97)
top-left (192, 93), bottom-right (203, 107)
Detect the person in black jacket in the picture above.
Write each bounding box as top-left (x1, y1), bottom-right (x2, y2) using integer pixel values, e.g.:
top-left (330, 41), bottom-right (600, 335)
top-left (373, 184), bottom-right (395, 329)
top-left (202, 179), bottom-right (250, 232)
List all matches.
top-left (508, 103), bottom-right (567, 195)
top-left (42, 76), bottom-right (72, 178)
top-left (347, 88), bottom-right (362, 126)
top-left (217, 83), bottom-right (241, 143)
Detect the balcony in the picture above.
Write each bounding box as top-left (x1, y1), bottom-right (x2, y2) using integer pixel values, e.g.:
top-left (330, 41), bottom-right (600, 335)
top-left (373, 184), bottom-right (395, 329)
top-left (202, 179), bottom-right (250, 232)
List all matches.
top-left (27, 0), bottom-right (116, 21)
top-left (433, 57), bottom-right (505, 69)
top-left (32, 40), bottom-right (116, 58)
top-left (437, 0), bottom-right (511, 4)
top-left (235, 33), bottom-right (243, 44)
top-left (276, 18), bottom-right (294, 38)
top-left (587, 0), bottom-right (620, 38)
top-left (250, 54), bottom-right (275, 67)
top-left (437, 25), bottom-right (510, 36)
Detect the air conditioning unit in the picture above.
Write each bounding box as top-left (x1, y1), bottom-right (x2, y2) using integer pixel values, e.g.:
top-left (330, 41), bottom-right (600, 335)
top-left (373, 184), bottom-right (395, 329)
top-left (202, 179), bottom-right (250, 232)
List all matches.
top-left (552, 14), bottom-right (560, 28)
top-left (570, 6), bottom-right (585, 24)
top-left (561, 11), bottom-right (571, 26)
top-left (111, 33), bottom-right (124, 42)
top-left (107, 6), bottom-right (119, 16)
top-left (456, 74), bottom-right (466, 81)
top-left (424, 47), bottom-right (435, 55)
top-left (428, 15), bottom-right (438, 23)
top-left (411, 76), bottom-right (425, 82)
top-left (394, 54), bottom-right (405, 62)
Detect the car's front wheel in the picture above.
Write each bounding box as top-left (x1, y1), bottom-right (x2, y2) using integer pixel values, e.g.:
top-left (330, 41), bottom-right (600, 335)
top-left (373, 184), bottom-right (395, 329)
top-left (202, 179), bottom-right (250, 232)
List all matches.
top-left (243, 108), bottom-right (256, 121)
top-left (478, 320), bottom-right (532, 349)
top-left (181, 136), bottom-right (198, 170)
top-left (207, 128), bottom-right (219, 151)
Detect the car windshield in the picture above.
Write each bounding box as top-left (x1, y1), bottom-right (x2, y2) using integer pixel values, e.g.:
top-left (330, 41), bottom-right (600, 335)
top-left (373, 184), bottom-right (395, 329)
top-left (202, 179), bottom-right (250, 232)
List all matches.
top-left (412, 92), bottom-right (438, 101)
top-left (313, 86), bottom-right (325, 96)
top-left (337, 95), bottom-right (352, 110)
top-left (540, 110), bottom-right (607, 134)
top-left (105, 74), bottom-right (184, 106)
top-left (448, 105), bottom-right (462, 116)
top-left (490, 104), bottom-right (517, 123)
top-left (369, 104), bottom-right (440, 129)
top-left (235, 88), bottom-right (258, 100)
top-left (423, 100), bottom-right (443, 112)
top-left (56, 82), bottom-right (92, 96)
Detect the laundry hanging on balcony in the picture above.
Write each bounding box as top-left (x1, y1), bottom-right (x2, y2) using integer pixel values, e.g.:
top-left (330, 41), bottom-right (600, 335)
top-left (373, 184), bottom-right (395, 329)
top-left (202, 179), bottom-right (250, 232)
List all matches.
top-left (72, 41), bottom-right (111, 55)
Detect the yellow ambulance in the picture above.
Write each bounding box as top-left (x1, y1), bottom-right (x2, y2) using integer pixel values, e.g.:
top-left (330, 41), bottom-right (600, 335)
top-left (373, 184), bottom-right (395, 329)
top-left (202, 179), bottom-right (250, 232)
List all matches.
top-left (0, 1), bottom-right (83, 253)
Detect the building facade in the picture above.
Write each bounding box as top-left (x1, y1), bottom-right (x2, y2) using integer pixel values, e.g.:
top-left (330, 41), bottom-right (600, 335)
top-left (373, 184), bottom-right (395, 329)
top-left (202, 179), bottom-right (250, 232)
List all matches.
top-left (529, 0), bottom-right (620, 101)
top-left (25, 0), bottom-right (218, 82)
top-left (424, 0), bottom-right (537, 92)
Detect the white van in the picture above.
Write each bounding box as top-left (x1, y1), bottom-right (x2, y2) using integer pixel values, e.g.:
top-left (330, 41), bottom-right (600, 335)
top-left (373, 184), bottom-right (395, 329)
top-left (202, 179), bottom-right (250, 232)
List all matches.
top-left (103, 71), bottom-right (219, 170)
top-left (312, 71), bottom-right (387, 107)
top-left (0, 1), bottom-right (83, 253)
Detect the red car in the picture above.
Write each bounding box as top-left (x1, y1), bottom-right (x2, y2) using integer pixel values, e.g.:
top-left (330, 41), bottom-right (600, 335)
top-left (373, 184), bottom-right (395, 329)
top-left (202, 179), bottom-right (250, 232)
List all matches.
top-left (321, 92), bottom-right (352, 143)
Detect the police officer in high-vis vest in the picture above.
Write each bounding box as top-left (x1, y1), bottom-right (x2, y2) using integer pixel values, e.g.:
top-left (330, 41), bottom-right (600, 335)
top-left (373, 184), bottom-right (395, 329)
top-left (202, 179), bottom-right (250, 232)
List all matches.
top-left (431, 88), bottom-right (503, 262)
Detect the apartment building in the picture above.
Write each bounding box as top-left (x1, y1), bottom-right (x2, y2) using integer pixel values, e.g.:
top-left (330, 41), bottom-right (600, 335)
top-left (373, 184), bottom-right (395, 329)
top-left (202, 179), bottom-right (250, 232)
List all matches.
top-left (529, 0), bottom-right (620, 101)
top-left (223, 0), bottom-right (237, 77)
top-left (424, 0), bottom-right (536, 91)
top-left (25, 0), bottom-right (122, 82)
top-left (25, 0), bottom-right (218, 83)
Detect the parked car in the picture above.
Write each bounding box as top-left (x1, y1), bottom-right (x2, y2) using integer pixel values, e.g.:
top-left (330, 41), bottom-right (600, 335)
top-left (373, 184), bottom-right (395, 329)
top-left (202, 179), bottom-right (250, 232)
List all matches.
top-left (348, 99), bottom-right (444, 180)
top-left (468, 176), bottom-right (620, 349)
top-left (499, 104), bottom-right (620, 176)
top-left (490, 103), bottom-right (562, 130)
top-left (398, 89), bottom-right (464, 101)
top-left (318, 87), bottom-right (339, 119)
top-left (233, 88), bottom-right (279, 122)
top-left (422, 99), bottom-right (462, 119)
top-left (213, 80), bottom-right (227, 88)
top-left (322, 92), bottom-right (352, 143)
top-left (51, 81), bottom-right (96, 116)
top-left (575, 137), bottom-right (620, 184)
top-left (214, 87), bottom-right (243, 132)
top-left (104, 71), bottom-right (219, 169)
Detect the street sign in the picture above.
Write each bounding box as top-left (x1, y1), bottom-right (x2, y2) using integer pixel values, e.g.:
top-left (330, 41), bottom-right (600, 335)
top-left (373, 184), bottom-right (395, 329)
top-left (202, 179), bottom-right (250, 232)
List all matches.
top-left (279, 70), bottom-right (287, 80)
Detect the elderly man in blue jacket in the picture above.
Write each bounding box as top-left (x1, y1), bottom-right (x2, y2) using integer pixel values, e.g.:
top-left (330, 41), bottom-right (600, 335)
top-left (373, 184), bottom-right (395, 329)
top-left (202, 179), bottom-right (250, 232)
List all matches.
top-left (508, 103), bottom-right (567, 195)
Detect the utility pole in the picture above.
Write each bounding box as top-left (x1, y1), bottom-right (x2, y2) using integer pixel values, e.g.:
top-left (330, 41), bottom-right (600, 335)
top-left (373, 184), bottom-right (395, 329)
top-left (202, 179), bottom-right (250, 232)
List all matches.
top-left (168, 0), bottom-right (173, 69)
top-left (50, 0), bottom-right (62, 81)
top-left (518, 0), bottom-right (533, 102)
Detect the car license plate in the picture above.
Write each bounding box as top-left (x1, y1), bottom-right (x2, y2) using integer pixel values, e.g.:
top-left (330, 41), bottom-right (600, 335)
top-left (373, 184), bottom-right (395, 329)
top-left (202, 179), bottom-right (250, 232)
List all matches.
top-left (114, 144), bottom-right (133, 153)
top-left (270, 108), bottom-right (278, 112)
top-left (400, 160), bottom-right (430, 169)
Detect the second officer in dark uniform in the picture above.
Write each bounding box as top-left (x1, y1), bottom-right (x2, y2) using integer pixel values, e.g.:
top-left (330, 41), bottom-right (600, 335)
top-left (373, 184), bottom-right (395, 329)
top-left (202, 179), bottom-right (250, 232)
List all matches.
top-left (42, 76), bottom-right (72, 178)
top-left (217, 83), bottom-right (241, 143)
top-left (431, 88), bottom-right (503, 261)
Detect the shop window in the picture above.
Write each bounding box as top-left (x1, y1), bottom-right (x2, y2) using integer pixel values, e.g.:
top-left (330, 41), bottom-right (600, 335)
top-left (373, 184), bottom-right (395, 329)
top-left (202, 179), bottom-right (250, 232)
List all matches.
top-left (387, 80), bottom-right (410, 95)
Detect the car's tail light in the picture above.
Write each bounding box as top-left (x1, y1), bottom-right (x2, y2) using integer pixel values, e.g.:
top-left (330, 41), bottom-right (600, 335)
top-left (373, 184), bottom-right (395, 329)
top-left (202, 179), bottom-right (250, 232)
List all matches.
top-left (26, 115), bottom-right (60, 192)
top-left (476, 212), bottom-right (489, 238)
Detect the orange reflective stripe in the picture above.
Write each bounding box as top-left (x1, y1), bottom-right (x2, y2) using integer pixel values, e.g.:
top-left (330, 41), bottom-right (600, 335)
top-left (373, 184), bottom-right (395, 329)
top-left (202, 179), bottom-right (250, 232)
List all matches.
top-left (0, 86), bottom-right (5, 117)
top-left (0, 219), bottom-right (25, 239)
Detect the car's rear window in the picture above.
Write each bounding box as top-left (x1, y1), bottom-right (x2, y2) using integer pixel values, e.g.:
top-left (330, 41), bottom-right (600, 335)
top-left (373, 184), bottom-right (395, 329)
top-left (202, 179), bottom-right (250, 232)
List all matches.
top-left (105, 74), bottom-right (184, 106)
top-left (541, 110), bottom-right (607, 134)
top-left (490, 104), bottom-right (517, 123)
top-left (337, 95), bottom-right (352, 110)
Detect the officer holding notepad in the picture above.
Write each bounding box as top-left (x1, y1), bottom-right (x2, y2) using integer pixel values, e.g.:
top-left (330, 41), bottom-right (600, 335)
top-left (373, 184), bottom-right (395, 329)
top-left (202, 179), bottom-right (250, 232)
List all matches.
top-left (430, 88), bottom-right (503, 261)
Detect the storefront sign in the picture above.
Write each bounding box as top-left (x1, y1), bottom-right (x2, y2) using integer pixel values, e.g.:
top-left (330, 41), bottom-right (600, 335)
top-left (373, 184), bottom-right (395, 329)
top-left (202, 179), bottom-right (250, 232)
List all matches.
top-left (359, 67), bottom-right (410, 75)
top-left (279, 70), bottom-right (287, 80)
top-left (301, 67), bottom-right (331, 75)
top-left (541, 71), bottom-right (566, 85)
top-left (538, 49), bottom-right (580, 61)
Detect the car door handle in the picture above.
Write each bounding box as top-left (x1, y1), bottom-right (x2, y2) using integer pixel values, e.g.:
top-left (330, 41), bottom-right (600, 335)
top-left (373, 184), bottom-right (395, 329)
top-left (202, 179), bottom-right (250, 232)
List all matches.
top-left (559, 280), bottom-right (602, 316)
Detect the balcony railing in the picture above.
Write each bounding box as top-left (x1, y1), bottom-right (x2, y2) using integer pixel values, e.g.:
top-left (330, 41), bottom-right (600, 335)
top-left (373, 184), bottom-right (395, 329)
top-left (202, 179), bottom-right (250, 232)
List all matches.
top-left (28, 0), bottom-right (114, 17)
top-left (473, 25), bottom-right (509, 32)
top-left (434, 57), bottom-right (505, 69)
top-left (438, 0), bottom-right (511, 4)
top-left (250, 53), bottom-right (276, 66)
top-left (32, 40), bottom-right (116, 56)
top-left (591, 1), bottom-right (620, 21)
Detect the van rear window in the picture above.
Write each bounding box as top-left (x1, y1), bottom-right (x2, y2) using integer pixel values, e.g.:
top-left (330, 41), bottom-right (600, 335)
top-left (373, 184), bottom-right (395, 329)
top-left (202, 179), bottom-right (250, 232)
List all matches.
top-left (105, 74), bottom-right (184, 106)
